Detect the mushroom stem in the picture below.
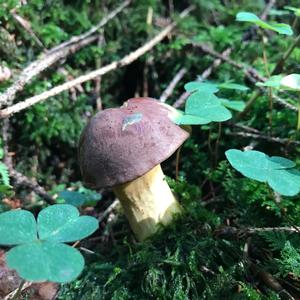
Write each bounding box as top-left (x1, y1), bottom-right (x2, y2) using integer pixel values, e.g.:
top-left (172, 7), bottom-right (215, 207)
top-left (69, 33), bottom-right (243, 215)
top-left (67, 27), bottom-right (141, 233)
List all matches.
top-left (113, 164), bottom-right (182, 241)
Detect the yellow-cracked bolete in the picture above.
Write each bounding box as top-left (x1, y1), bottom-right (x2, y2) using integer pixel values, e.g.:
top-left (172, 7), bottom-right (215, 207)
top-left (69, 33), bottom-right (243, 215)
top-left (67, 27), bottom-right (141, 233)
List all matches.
top-left (79, 97), bottom-right (189, 241)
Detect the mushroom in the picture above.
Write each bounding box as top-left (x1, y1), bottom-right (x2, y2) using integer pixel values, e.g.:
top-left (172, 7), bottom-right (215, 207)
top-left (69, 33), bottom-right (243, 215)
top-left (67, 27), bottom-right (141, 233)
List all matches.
top-left (79, 97), bottom-right (189, 241)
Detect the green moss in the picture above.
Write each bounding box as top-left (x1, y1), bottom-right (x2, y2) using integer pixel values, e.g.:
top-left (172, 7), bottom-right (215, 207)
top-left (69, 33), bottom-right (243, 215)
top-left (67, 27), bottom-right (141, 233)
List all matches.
top-left (58, 180), bottom-right (272, 300)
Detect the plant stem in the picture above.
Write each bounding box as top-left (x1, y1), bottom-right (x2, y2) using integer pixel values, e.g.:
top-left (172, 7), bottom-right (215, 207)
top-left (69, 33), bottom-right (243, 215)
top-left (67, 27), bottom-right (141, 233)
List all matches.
top-left (240, 34), bottom-right (300, 119)
top-left (175, 146), bottom-right (182, 181)
top-left (261, 32), bottom-right (273, 135)
top-left (298, 94), bottom-right (300, 130)
top-left (11, 280), bottom-right (25, 300)
top-left (214, 123), bottom-right (222, 167)
top-left (272, 33), bottom-right (300, 75)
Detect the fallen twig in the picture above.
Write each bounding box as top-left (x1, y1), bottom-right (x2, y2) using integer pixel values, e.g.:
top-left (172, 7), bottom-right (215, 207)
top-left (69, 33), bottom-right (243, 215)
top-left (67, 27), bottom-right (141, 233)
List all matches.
top-left (172, 48), bottom-right (231, 108)
top-left (98, 199), bottom-right (120, 222)
top-left (4, 281), bottom-right (31, 300)
top-left (48, 0), bottom-right (131, 54)
top-left (160, 67), bottom-right (187, 102)
top-left (227, 131), bottom-right (300, 146)
top-left (193, 42), bottom-right (264, 82)
top-left (214, 226), bottom-right (300, 240)
top-left (260, 0), bottom-right (276, 21)
top-left (0, 5), bottom-right (195, 119)
top-left (192, 42), bottom-right (298, 112)
top-left (9, 169), bottom-right (55, 204)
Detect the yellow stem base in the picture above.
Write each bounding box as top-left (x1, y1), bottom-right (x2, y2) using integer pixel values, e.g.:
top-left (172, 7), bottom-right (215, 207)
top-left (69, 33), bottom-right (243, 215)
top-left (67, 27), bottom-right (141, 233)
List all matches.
top-left (113, 164), bottom-right (182, 241)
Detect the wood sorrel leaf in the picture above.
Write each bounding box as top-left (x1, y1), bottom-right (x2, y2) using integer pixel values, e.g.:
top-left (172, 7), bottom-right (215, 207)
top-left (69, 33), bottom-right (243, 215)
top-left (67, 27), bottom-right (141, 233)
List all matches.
top-left (185, 92), bottom-right (232, 122)
top-left (280, 74), bottom-right (300, 91)
top-left (0, 204), bottom-right (99, 283)
top-left (220, 99), bottom-right (245, 112)
top-left (38, 204), bottom-right (99, 243)
top-left (6, 241), bottom-right (84, 283)
top-left (0, 210), bottom-right (37, 245)
top-left (225, 149), bottom-right (300, 196)
top-left (236, 12), bottom-right (293, 36)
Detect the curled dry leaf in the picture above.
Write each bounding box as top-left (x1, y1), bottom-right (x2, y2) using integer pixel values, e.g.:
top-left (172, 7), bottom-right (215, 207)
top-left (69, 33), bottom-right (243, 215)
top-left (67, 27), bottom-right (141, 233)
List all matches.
top-left (0, 250), bottom-right (21, 298)
top-left (25, 282), bottom-right (59, 300)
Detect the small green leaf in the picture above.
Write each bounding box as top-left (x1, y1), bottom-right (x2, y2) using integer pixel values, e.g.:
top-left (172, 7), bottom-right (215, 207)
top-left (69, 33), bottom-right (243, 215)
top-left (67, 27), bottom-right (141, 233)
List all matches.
top-left (284, 6), bottom-right (300, 17)
top-left (256, 75), bottom-right (283, 88)
top-left (37, 204), bottom-right (98, 243)
top-left (268, 156), bottom-right (296, 169)
top-left (268, 168), bottom-right (300, 196)
top-left (220, 99), bottom-right (245, 112)
top-left (0, 162), bottom-right (10, 186)
top-left (218, 82), bottom-right (249, 91)
top-left (6, 241), bottom-right (84, 283)
top-left (280, 74), bottom-right (300, 91)
top-left (78, 187), bottom-right (102, 202)
top-left (225, 149), bottom-right (300, 196)
top-left (0, 184), bottom-right (13, 196)
top-left (177, 114), bottom-right (210, 125)
top-left (236, 12), bottom-right (260, 23)
top-left (58, 191), bottom-right (88, 206)
top-left (184, 81), bottom-right (219, 93)
top-left (184, 81), bottom-right (248, 93)
top-left (269, 9), bottom-right (289, 16)
top-left (236, 12), bottom-right (293, 35)
top-left (268, 23), bottom-right (293, 36)
top-left (186, 92), bottom-right (232, 122)
top-left (58, 190), bottom-right (101, 207)
top-left (0, 210), bottom-right (37, 245)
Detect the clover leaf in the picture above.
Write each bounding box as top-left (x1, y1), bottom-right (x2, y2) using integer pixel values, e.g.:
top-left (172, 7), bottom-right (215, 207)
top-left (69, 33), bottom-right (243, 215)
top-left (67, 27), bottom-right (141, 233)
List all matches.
top-left (175, 80), bottom-right (247, 125)
top-left (0, 204), bottom-right (99, 283)
top-left (186, 91), bottom-right (232, 121)
top-left (184, 81), bottom-right (248, 93)
top-left (219, 99), bottom-right (246, 112)
top-left (58, 189), bottom-right (101, 207)
top-left (256, 75), bottom-right (283, 88)
top-left (236, 12), bottom-right (293, 36)
top-left (284, 6), bottom-right (300, 17)
top-left (280, 74), bottom-right (300, 91)
top-left (257, 74), bottom-right (300, 91)
top-left (225, 149), bottom-right (300, 196)
top-left (184, 81), bottom-right (219, 94)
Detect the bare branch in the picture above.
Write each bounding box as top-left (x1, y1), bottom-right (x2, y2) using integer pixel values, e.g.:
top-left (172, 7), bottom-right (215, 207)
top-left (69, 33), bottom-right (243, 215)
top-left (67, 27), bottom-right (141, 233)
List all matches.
top-left (9, 169), bottom-right (55, 204)
top-left (215, 225), bottom-right (300, 240)
top-left (0, 5), bottom-right (195, 119)
top-left (260, 0), bottom-right (276, 21)
top-left (48, 0), bottom-right (131, 54)
top-left (98, 199), bottom-right (120, 222)
top-left (0, 35), bottom-right (98, 108)
top-left (160, 67), bottom-right (187, 102)
top-left (172, 48), bottom-right (231, 108)
top-left (193, 43), bottom-right (298, 112)
top-left (227, 131), bottom-right (300, 146)
top-left (193, 42), bottom-right (265, 82)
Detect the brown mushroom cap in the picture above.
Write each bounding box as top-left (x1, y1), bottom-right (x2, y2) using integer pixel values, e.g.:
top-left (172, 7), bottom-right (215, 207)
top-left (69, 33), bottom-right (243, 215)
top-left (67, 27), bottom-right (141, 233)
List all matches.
top-left (79, 97), bottom-right (189, 188)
